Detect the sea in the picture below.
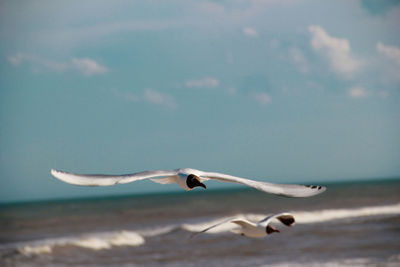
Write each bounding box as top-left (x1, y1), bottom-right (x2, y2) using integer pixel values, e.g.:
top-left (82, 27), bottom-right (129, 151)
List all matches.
top-left (1, 179), bottom-right (399, 267)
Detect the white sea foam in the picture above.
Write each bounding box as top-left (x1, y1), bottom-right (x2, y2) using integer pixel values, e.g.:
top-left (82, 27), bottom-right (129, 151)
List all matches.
top-left (17, 230), bottom-right (145, 255)
top-left (18, 245), bottom-right (52, 256)
top-left (293, 202), bottom-right (400, 224)
top-left (69, 230), bottom-right (144, 250)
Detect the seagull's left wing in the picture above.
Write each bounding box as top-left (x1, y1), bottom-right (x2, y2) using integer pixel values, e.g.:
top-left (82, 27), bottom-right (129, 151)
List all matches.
top-left (200, 171), bottom-right (326, 197)
top-left (190, 216), bottom-right (239, 238)
top-left (231, 219), bottom-right (256, 228)
top-left (50, 169), bottom-right (179, 186)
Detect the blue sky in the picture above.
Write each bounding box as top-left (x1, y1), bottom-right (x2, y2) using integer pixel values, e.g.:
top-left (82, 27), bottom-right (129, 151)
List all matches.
top-left (0, 0), bottom-right (399, 202)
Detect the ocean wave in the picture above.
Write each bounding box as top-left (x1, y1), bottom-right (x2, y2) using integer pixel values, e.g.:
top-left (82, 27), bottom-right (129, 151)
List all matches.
top-left (136, 225), bottom-right (178, 237)
top-left (8, 202), bottom-right (400, 255)
top-left (17, 230), bottom-right (145, 256)
top-left (293, 202), bottom-right (400, 224)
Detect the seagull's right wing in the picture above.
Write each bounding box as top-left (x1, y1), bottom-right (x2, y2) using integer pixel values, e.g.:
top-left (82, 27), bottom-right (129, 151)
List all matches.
top-left (200, 171), bottom-right (326, 197)
top-left (258, 212), bottom-right (295, 227)
top-left (50, 169), bottom-right (179, 186)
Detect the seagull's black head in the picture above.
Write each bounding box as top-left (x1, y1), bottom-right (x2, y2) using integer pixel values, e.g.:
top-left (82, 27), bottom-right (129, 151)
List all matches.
top-left (186, 174), bottom-right (206, 189)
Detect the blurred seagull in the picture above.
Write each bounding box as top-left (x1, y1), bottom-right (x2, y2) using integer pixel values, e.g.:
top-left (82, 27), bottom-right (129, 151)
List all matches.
top-left (192, 212), bottom-right (295, 238)
top-left (50, 168), bottom-right (326, 197)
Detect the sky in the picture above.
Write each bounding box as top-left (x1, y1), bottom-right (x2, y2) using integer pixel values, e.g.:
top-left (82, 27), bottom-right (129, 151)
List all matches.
top-left (0, 0), bottom-right (399, 203)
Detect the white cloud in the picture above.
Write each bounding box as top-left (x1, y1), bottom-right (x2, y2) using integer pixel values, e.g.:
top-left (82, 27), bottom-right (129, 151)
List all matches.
top-left (377, 42), bottom-right (400, 65)
top-left (289, 47), bottom-right (309, 74)
top-left (185, 77), bottom-right (219, 88)
top-left (8, 53), bottom-right (108, 76)
top-left (309, 25), bottom-right (361, 77)
top-left (348, 87), bottom-right (367, 98)
top-left (254, 92), bottom-right (271, 105)
top-left (243, 27), bottom-right (258, 37)
top-left (144, 89), bottom-right (177, 109)
top-left (71, 58), bottom-right (108, 76)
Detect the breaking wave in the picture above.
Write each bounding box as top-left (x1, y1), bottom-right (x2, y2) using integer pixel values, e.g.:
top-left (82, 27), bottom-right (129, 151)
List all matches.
top-left (16, 230), bottom-right (144, 256)
top-left (6, 202), bottom-right (400, 255)
top-left (293, 202), bottom-right (400, 224)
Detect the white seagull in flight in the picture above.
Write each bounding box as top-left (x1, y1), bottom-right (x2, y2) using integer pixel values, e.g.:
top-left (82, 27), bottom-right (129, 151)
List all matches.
top-left (192, 212), bottom-right (295, 238)
top-left (50, 168), bottom-right (326, 197)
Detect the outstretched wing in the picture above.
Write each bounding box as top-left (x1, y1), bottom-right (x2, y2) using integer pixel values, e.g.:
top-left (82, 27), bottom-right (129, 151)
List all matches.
top-left (50, 169), bottom-right (179, 186)
top-left (190, 217), bottom-right (240, 238)
top-left (200, 171), bottom-right (326, 197)
top-left (258, 212), bottom-right (295, 227)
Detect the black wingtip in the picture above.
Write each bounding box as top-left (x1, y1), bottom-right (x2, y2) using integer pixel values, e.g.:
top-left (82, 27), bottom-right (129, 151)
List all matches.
top-left (305, 184), bottom-right (327, 193)
top-left (277, 215), bottom-right (295, 226)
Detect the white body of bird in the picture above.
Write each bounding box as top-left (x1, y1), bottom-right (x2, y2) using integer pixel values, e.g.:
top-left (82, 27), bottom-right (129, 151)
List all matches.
top-left (230, 220), bottom-right (266, 238)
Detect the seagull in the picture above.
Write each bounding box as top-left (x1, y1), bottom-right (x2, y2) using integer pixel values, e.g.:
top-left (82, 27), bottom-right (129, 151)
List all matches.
top-left (50, 168), bottom-right (326, 197)
top-left (192, 212), bottom-right (295, 238)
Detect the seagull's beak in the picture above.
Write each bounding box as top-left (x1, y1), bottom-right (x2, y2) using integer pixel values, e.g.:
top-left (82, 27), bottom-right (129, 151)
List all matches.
top-left (193, 177), bottom-right (206, 189)
top-left (266, 225), bottom-right (280, 234)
